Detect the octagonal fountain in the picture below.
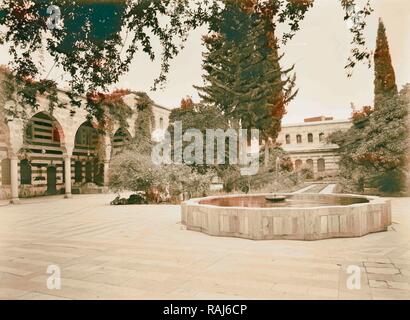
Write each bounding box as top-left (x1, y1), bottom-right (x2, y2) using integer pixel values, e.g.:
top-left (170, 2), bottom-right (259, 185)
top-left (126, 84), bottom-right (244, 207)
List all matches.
top-left (181, 193), bottom-right (391, 240)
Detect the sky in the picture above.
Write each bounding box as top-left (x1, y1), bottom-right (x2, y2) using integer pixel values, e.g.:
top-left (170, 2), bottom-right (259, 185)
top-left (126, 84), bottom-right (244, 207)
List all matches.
top-left (1, 0), bottom-right (409, 124)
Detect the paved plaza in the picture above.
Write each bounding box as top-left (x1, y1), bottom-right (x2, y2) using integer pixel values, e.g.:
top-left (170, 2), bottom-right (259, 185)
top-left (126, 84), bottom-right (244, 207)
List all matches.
top-left (0, 194), bottom-right (409, 300)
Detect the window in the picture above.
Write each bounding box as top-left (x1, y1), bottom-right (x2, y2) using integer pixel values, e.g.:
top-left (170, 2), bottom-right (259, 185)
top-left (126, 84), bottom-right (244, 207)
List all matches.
top-left (159, 117), bottom-right (164, 130)
top-left (20, 159), bottom-right (32, 185)
top-left (295, 159), bottom-right (302, 171)
top-left (306, 159), bottom-right (314, 171)
top-left (308, 133), bottom-right (313, 143)
top-left (285, 134), bottom-right (291, 144)
top-left (1, 158), bottom-right (11, 185)
top-left (318, 158), bottom-right (326, 172)
top-left (296, 135), bottom-right (302, 144)
top-left (319, 133), bottom-right (325, 142)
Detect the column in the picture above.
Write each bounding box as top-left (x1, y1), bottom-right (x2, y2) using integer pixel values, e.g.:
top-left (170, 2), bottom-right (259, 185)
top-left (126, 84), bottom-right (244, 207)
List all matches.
top-left (313, 157), bottom-right (318, 176)
top-left (103, 160), bottom-right (110, 186)
top-left (64, 154), bottom-right (72, 198)
top-left (103, 134), bottom-right (112, 187)
top-left (10, 156), bottom-right (20, 204)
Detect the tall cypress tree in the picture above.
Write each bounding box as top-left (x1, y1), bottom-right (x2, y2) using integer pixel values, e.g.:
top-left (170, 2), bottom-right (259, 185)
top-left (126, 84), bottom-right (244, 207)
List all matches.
top-left (374, 18), bottom-right (398, 110)
top-left (354, 19), bottom-right (408, 193)
top-left (195, 1), bottom-right (296, 145)
top-left (332, 19), bottom-right (408, 194)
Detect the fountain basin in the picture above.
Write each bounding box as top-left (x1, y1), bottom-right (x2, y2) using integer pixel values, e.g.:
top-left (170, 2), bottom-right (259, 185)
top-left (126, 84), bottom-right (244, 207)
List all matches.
top-left (181, 193), bottom-right (391, 241)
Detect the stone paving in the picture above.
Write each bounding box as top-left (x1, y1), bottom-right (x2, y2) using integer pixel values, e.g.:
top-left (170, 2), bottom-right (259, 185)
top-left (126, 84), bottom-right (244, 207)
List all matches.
top-left (0, 194), bottom-right (409, 300)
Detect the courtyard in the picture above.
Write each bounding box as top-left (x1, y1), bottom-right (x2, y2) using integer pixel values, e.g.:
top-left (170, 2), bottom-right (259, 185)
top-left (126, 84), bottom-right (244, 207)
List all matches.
top-left (0, 194), bottom-right (409, 300)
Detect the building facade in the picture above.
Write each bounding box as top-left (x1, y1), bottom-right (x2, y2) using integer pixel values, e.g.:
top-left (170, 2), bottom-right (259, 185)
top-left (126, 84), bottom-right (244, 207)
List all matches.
top-left (0, 80), bottom-right (170, 202)
top-left (277, 116), bottom-right (352, 178)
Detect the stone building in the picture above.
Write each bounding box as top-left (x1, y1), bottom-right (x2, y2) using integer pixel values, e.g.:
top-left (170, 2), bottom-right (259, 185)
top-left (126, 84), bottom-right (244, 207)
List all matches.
top-left (0, 77), bottom-right (170, 203)
top-left (277, 116), bottom-right (352, 178)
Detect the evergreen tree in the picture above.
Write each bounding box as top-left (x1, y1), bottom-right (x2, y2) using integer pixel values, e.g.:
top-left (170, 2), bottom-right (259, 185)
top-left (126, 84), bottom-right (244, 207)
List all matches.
top-left (195, 1), bottom-right (297, 144)
top-left (329, 105), bottom-right (373, 192)
top-left (332, 19), bottom-right (408, 194)
top-left (167, 98), bottom-right (229, 174)
top-left (353, 19), bottom-right (408, 193)
top-left (374, 19), bottom-right (398, 110)
top-left (400, 84), bottom-right (410, 193)
top-left (133, 92), bottom-right (155, 154)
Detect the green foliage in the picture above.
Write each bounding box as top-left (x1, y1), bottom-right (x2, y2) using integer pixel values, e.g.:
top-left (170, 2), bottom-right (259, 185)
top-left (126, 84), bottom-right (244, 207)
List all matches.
top-left (133, 92), bottom-right (155, 153)
top-left (218, 163), bottom-right (303, 194)
top-left (331, 20), bottom-right (409, 194)
top-left (86, 89), bottom-right (133, 132)
top-left (374, 19), bottom-right (398, 109)
top-left (0, 0), bottom-right (373, 118)
top-left (109, 143), bottom-right (212, 202)
top-left (168, 101), bottom-right (229, 174)
top-left (195, 1), bottom-right (297, 142)
top-left (110, 193), bottom-right (148, 206)
top-left (0, 68), bottom-right (65, 120)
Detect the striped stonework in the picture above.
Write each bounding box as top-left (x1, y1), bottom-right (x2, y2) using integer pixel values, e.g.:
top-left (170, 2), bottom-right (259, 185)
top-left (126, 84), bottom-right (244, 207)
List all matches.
top-left (0, 72), bottom-right (171, 201)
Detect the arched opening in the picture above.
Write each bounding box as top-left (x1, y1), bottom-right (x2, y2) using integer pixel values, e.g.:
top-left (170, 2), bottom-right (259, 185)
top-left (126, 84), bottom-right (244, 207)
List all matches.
top-left (308, 133), bottom-right (313, 143)
top-left (112, 128), bottom-right (131, 155)
top-left (74, 121), bottom-right (102, 185)
top-left (319, 132), bottom-right (325, 142)
top-left (296, 134), bottom-right (302, 144)
top-left (295, 159), bottom-right (303, 171)
top-left (285, 134), bottom-right (291, 144)
top-left (306, 159), bottom-right (314, 171)
top-left (20, 159), bottom-right (32, 185)
top-left (20, 112), bottom-right (65, 196)
top-left (318, 158), bottom-right (326, 172)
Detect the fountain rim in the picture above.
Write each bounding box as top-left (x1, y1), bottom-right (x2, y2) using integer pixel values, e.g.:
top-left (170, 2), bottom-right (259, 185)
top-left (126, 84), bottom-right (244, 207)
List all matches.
top-left (184, 193), bottom-right (386, 211)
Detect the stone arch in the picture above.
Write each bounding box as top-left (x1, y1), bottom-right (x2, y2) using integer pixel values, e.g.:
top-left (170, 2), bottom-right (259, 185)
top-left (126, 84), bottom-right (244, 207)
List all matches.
top-left (13, 112), bottom-right (68, 197)
top-left (24, 111), bottom-right (66, 151)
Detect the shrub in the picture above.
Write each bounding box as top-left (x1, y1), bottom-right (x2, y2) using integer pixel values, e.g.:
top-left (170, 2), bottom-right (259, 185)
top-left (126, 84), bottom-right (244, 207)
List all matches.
top-left (109, 145), bottom-right (212, 203)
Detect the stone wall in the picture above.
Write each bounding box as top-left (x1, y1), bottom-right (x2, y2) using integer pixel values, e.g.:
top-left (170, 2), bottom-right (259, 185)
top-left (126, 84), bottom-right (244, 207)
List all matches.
top-left (0, 76), bottom-right (171, 201)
